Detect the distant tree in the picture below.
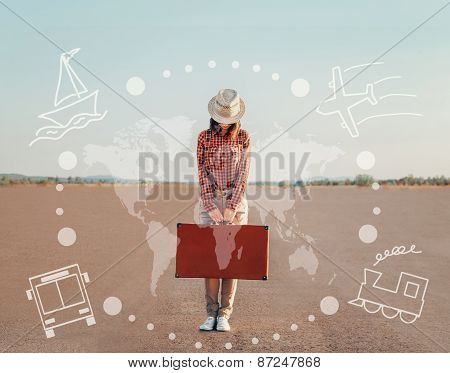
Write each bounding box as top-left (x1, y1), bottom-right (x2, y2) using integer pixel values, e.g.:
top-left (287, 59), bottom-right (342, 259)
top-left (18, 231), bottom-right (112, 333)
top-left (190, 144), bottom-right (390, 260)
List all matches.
top-left (435, 175), bottom-right (447, 186)
top-left (355, 174), bottom-right (374, 186)
top-left (0, 176), bottom-right (10, 186)
top-left (406, 174), bottom-right (416, 186)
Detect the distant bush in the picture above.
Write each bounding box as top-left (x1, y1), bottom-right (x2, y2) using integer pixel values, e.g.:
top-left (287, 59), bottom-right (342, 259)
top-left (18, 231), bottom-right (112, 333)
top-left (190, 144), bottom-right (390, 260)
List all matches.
top-left (1, 174), bottom-right (449, 187)
top-left (355, 174), bottom-right (374, 186)
top-left (0, 176), bottom-right (10, 186)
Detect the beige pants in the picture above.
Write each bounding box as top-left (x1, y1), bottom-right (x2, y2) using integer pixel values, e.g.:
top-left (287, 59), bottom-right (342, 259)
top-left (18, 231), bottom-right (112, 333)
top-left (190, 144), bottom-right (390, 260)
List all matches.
top-left (198, 188), bottom-right (248, 319)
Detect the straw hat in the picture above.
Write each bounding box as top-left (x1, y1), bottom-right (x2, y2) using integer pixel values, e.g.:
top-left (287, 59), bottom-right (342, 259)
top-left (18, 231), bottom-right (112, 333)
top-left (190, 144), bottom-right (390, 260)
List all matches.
top-left (208, 88), bottom-right (245, 124)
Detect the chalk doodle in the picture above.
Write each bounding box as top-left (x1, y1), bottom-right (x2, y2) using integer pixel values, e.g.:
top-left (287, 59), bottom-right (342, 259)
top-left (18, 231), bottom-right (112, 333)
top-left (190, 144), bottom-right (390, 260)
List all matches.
top-left (373, 244), bottom-right (422, 266)
top-left (348, 268), bottom-right (429, 324)
top-left (26, 264), bottom-right (96, 338)
top-left (316, 62), bottom-right (423, 138)
top-left (29, 48), bottom-right (107, 146)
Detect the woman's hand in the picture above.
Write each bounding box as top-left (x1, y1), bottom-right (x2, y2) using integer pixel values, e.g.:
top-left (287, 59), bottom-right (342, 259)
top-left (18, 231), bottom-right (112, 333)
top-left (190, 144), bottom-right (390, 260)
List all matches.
top-left (223, 208), bottom-right (236, 224)
top-left (208, 207), bottom-right (224, 223)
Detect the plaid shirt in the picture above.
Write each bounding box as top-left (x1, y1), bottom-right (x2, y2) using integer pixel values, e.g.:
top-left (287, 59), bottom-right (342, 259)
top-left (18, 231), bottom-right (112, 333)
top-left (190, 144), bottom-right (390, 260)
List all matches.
top-left (197, 128), bottom-right (251, 212)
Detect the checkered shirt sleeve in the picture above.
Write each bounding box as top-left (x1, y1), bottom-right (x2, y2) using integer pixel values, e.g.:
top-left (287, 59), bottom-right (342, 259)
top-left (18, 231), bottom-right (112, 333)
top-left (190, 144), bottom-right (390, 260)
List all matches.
top-left (196, 130), bottom-right (216, 212)
top-left (226, 130), bottom-right (251, 211)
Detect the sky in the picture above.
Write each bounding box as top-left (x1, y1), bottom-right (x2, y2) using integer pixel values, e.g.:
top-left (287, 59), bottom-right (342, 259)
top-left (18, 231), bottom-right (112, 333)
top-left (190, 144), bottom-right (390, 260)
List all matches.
top-left (0, 0), bottom-right (449, 180)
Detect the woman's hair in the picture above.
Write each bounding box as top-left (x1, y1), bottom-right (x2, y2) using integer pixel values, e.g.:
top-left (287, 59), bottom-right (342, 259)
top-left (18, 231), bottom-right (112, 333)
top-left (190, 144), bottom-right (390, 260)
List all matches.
top-left (209, 118), bottom-right (241, 140)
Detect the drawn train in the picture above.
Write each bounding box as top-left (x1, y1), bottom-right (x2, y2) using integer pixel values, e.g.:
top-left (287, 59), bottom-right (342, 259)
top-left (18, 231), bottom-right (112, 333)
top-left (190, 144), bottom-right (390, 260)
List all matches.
top-left (348, 269), bottom-right (429, 324)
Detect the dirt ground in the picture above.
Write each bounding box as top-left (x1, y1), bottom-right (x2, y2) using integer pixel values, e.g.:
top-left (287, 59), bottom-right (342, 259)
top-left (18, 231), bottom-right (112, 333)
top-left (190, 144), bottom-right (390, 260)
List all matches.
top-left (0, 184), bottom-right (449, 353)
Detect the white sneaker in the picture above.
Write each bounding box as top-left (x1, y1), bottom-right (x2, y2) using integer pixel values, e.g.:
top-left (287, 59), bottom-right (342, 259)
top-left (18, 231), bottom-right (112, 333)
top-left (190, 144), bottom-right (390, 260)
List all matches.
top-left (216, 316), bottom-right (231, 332)
top-left (199, 316), bottom-right (216, 331)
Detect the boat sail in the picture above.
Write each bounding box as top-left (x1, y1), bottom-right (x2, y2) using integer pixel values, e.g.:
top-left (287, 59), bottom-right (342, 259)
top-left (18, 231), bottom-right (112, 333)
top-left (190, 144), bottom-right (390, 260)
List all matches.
top-left (54, 48), bottom-right (88, 107)
top-left (29, 48), bottom-right (107, 146)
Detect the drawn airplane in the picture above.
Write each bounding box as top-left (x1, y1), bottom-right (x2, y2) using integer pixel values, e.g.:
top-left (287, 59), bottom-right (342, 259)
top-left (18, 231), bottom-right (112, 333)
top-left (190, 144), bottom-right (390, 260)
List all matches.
top-left (316, 66), bottom-right (378, 138)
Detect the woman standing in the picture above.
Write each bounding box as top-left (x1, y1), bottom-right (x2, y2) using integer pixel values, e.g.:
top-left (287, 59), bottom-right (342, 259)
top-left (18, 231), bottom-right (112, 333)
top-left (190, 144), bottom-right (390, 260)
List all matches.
top-left (197, 88), bottom-right (251, 332)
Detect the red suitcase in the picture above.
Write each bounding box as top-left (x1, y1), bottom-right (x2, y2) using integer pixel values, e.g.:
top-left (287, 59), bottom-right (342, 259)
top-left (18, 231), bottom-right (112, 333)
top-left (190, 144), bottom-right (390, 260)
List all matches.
top-left (176, 223), bottom-right (269, 280)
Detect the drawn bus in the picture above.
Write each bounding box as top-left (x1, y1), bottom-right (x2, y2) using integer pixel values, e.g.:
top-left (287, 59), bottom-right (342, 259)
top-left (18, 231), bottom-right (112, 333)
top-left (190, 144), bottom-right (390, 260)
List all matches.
top-left (348, 268), bottom-right (429, 324)
top-left (26, 264), bottom-right (96, 338)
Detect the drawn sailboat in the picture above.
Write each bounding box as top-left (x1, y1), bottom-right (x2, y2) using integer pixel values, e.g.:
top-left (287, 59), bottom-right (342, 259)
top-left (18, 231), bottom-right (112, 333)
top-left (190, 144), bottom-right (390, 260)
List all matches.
top-left (29, 48), bottom-right (107, 146)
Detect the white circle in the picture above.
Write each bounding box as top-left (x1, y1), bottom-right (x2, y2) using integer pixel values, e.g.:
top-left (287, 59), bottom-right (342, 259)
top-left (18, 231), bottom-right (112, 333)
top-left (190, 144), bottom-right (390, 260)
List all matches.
top-left (169, 333), bottom-right (176, 340)
top-left (290, 323), bottom-right (298, 331)
top-left (184, 65), bottom-right (193, 73)
top-left (58, 151), bottom-right (77, 170)
top-left (291, 78), bottom-right (310, 97)
top-left (128, 315), bottom-right (136, 322)
top-left (162, 70), bottom-right (171, 78)
top-left (146, 323), bottom-right (154, 330)
top-left (252, 64), bottom-right (261, 72)
top-left (273, 333), bottom-right (280, 341)
top-left (252, 337), bottom-right (259, 345)
top-left (56, 184), bottom-right (64, 192)
top-left (359, 224), bottom-right (378, 244)
top-left (195, 342), bottom-right (202, 349)
top-left (308, 314), bottom-right (315, 322)
top-left (225, 342), bottom-right (232, 350)
top-left (356, 151), bottom-right (376, 170)
top-left (208, 60), bottom-right (216, 68)
top-left (58, 227), bottom-right (76, 246)
top-left (56, 208), bottom-right (64, 216)
top-left (320, 296), bottom-right (340, 315)
top-left (372, 182), bottom-right (380, 191)
top-left (126, 76), bottom-right (145, 96)
top-left (373, 207), bottom-right (381, 215)
top-left (103, 297), bottom-right (122, 316)
top-left (272, 73), bottom-right (280, 81)
top-left (231, 60), bottom-right (239, 69)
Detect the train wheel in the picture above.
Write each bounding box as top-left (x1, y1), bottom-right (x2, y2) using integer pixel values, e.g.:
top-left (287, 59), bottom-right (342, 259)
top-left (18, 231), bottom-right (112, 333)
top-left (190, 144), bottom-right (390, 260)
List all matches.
top-left (400, 312), bottom-right (418, 324)
top-left (381, 306), bottom-right (399, 319)
top-left (363, 301), bottom-right (381, 314)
